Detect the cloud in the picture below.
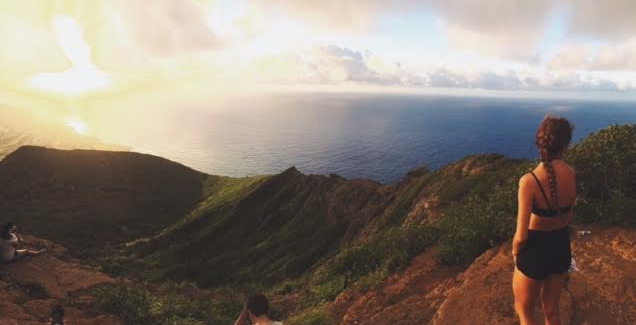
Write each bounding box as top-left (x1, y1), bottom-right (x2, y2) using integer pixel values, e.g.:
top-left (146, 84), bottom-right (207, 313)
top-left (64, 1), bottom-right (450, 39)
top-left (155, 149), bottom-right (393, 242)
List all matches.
top-left (115, 0), bottom-right (219, 57)
top-left (0, 1), bottom-right (69, 76)
top-left (549, 39), bottom-right (636, 71)
top-left (426, 69), bottom-right (468, 88)
top-left (253, 0), bottom-right (636, 62)
top-left (252, 0), bottom-right (553, 59)
top-left (241, 45), bottom-right (631, 92)
top-left (548, 44), bottom-right (593, 70)
top-left (566, 0), bottom-right (636, 41)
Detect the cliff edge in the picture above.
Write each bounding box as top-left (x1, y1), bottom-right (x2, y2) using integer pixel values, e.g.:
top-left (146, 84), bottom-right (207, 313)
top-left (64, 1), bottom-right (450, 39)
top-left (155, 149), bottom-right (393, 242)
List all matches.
top-left (333, 226), bottom-right (636, 325)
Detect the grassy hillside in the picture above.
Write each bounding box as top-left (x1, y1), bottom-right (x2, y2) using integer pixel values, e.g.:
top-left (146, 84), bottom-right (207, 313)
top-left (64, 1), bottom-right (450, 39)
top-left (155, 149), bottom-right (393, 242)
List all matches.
top-left (116, 153), bottom-right (527, 290)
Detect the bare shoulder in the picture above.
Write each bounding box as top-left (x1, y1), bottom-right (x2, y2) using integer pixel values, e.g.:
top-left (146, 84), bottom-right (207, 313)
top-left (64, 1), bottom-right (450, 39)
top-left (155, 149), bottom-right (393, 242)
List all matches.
top-left (561, 162), bottom-right (576, 177)
top-left (518, 173), bottom-right (533, 187)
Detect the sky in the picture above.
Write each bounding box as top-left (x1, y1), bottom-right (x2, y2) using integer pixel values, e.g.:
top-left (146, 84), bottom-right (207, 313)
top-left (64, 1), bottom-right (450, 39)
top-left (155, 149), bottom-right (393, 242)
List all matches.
top-left (1, 0), bottom-right (636, 113)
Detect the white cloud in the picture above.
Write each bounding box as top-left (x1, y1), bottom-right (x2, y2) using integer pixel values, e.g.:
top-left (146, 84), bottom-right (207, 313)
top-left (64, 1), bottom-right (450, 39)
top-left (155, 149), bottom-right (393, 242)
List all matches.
top-left (253, 0), bottom-right (636, 64)
top-left (566, 0), bottom-right (636, 41)
top-left (236, 44), bottom-right (632, 92)
top-left (116, 0), bottom-right (219, 57)
top-left (549, 39), bottom-right (636, 71)
top-left (0, 1), bottom-right (69, 76)
top-left (548, 44), bottom-right (593, 70)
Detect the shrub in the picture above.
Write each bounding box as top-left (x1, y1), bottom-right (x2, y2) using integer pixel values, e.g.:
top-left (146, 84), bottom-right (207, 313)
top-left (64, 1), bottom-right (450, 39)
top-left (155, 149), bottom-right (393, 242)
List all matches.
top-left (320, 224), bottom-right (438, 293)
top-left (436, 163), bottom-right (530, 264)
top-left (567, 124), bottom-right (636, 226)
top-left (286, 306), bottom-right (334, 325)
top-left (92, 282), bottom-right (242, 325)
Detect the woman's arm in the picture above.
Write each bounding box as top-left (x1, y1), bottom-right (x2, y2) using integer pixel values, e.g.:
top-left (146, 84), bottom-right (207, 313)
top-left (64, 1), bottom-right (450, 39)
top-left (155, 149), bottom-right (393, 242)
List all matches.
top-left (232, 308), bottom-right (249, 325)
top-left (565, 170), bottom-right (577, 224)
top-left (512, 175), bottom-right (533, 260)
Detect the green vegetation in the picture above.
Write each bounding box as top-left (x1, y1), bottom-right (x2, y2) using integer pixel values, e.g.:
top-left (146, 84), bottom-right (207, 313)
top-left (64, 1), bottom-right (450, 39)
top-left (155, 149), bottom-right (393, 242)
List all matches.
top-left (286, 306), bottom-right (334, 325)
top-left (323, 225), bottom-right (438, 291)
top-left (436, 163), bottom-right (531, 264)
top-left (93, 282), bottom-right (243, 325)
top-left (566, 124), bottom-right (636, 226)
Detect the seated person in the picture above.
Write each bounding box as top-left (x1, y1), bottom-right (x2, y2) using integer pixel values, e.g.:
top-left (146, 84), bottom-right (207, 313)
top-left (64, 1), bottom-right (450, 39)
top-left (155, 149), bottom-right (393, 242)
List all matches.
top-left (233, 294), bottom-right (283, 325)
top-left (1, 222), bottom-right (46, 263)
top-left (51, 305), bottom-right (65, 325)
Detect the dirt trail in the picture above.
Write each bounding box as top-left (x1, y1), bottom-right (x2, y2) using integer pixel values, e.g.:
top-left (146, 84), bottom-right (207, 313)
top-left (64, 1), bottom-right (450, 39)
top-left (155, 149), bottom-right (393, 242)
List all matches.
top-left (0, 237), bottom-right (124, 325)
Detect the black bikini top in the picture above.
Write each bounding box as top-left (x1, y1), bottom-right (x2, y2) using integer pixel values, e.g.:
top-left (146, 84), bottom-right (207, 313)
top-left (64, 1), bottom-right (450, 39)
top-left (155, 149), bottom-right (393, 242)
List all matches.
top-left (529, 171), bottom-right (572, 217)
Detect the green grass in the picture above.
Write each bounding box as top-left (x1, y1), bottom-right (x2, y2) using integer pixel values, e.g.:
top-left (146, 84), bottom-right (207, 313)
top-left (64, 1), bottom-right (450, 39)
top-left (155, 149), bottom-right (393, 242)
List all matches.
top-left (92, 282), bottom-right (244, 325)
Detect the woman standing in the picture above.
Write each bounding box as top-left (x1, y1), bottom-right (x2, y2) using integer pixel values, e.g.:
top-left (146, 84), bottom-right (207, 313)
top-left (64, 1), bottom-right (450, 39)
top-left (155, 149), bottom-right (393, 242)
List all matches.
top-left (512, 116), bottom-right (576, 325)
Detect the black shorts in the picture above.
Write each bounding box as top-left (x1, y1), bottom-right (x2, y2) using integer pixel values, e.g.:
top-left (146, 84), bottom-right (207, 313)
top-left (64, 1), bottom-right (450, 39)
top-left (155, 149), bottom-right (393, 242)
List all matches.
top-left (516, 226), bottom-right (571, 280)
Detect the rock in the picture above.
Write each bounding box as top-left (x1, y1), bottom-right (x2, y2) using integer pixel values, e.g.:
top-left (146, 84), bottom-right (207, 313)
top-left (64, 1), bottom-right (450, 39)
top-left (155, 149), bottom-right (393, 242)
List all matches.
top-left (4, 254), bottom-right (116, 299)
top-left (565, 228), bottom-right (636, 325)
top-left (332, 226), bottom-right (636, 325)
top-left (333, 249), bottom-right (463, 325)
top-left (430, 244), bottom-right (573, 325)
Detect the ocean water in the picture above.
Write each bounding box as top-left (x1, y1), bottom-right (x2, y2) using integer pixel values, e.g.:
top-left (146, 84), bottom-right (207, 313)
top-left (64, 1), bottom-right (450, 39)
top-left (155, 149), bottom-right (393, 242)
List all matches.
top-left (112, 93), bottom-right (636, 184)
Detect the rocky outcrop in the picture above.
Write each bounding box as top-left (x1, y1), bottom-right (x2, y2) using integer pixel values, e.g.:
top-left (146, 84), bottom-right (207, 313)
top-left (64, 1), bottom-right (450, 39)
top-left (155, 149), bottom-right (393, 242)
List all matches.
top-left (0, 237), bottom-right (124, 325)
top-left (431, 226), bottom-right (636, 325)
top-left (333, 226), bottom-right (636, 325)
top-left (332, 250), bottom-right (463, 325)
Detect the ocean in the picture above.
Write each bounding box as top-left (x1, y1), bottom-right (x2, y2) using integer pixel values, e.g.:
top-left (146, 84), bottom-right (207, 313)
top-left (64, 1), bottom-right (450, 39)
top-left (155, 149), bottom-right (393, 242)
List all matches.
top-left (108, 93), bottom-right (636, 184)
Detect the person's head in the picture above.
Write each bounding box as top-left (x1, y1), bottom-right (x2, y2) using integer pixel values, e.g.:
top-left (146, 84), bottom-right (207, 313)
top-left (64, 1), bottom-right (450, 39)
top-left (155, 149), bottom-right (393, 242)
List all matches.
top-left (535, 115), bottom-right (574, 162)
top-left (51, 305), bottom-right (64, 325)
top-left (1, 222), bottom-right (15, 240)
top-left (246, 293), bottom-right (270, 321)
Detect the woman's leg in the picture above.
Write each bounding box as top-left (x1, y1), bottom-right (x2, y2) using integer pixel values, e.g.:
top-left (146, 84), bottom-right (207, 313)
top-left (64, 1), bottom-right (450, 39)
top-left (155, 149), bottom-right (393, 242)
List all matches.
top-left (14, 248), bottom-right (46, 260)
top-left (513, 268), bottom-right (542, 325)
top-left (541, 273), bottom-right (567, 325)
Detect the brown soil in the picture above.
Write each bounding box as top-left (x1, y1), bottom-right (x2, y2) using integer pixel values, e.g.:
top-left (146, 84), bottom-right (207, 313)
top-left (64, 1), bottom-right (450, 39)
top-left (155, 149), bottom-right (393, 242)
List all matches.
top-left (0, 237), bottom-right (124, 325)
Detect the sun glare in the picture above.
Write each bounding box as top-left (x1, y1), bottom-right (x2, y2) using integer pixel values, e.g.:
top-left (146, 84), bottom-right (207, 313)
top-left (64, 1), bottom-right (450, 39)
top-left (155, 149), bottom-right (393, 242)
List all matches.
top-left (65, 117), bottom-right (89, 135)
top-left (29, 15), bottom-right (111, 95)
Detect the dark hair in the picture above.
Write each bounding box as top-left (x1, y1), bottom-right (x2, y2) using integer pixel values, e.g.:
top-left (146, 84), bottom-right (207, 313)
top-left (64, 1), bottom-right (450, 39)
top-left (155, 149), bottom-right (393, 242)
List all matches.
top-left (2, 222), bottom-right (14, 240)
top-left (51, 305), bottom-right (64, 325)
top-left (535, 115), bottom-right (574, 213)
top-left (246, 293), bottom-right (269, 317)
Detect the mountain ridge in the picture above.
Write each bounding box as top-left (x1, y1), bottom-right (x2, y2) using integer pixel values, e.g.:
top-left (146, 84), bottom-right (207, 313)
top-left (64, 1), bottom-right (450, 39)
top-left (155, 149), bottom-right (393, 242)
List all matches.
top-left (1, 123), bottom-right (635, 325)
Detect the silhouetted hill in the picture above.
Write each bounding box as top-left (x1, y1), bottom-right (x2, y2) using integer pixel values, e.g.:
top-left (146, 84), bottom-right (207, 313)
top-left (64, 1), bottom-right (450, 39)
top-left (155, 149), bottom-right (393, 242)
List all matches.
top-left (0, 146), bottom-right (206, 255)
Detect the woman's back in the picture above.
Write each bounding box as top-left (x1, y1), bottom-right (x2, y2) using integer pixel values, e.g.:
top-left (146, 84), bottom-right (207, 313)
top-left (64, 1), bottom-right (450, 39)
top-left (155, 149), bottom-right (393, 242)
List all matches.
top-left (528, 160), bottom-right (576, 231)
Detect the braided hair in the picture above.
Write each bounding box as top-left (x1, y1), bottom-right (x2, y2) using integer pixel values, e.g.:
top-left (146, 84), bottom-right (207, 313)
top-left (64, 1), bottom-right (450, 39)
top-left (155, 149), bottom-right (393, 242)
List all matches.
top-left (535, 115), bottom-right (574, 215)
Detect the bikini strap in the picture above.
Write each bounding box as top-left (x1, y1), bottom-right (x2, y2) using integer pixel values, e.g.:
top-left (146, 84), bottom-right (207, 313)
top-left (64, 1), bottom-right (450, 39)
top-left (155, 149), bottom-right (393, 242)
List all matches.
top-left (529, 171), bottom-right (552, 210)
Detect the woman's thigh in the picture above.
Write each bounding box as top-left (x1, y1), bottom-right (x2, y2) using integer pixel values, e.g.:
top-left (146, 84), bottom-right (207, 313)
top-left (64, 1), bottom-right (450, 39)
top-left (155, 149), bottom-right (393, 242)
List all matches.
top-left (513, 267), bottom-right (542, 307)
top-left (541, 273), bottom-right (567, 309)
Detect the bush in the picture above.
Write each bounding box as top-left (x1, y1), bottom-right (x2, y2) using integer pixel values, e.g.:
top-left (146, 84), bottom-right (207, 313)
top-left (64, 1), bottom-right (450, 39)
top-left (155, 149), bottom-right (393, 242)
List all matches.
top-left (320, 225), bottom-right (438, 293)
top-left (567, 124), bottom-right (636, 226)
top-left (92, 282), bottom-right (243, 325)
top-left (286, 306), bottom-right (334, 325)
top-left (436, 163), bottom-right (530, 264)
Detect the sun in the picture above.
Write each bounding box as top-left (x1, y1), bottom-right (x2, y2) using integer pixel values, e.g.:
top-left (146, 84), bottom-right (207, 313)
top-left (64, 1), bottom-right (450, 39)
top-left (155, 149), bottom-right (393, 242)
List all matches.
top-left (65, 117), bottom-right (89, 135)
top-left (29, 15), bottom-right (111, 95)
